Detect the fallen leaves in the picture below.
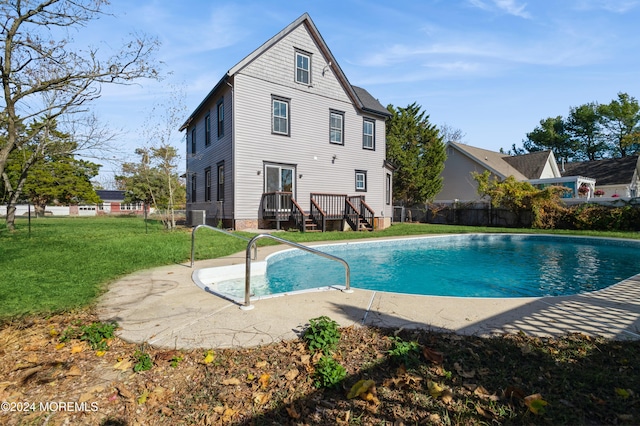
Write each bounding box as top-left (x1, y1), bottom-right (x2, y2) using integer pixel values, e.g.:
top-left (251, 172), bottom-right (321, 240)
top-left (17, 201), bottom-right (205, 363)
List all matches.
top-left (1, 312), bottom-right (639, 425)
top-left (524, 393), bottom-right (548, 415)
top-left (347, 379), bottom-right (380, 407)
top-left (201, 349), bottom-right (215, 364)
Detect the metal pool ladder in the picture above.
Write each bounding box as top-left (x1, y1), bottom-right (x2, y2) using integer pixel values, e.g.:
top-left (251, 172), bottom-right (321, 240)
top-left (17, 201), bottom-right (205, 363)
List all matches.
top-left (190, 224), bottom-right (257, 268)
top-left (242, 234), bottom-right (351, 310)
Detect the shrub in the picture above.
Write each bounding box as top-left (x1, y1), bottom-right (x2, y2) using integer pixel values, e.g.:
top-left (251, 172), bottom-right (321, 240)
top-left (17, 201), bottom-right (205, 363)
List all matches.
top-left (388, 336), bottom-right (421, 366)
top-left (313, 355), bottom-right (347, 388)
top-left (303, 316), bottom-right (341, 355)
top-left (60, 321), bottom-right (117, 351)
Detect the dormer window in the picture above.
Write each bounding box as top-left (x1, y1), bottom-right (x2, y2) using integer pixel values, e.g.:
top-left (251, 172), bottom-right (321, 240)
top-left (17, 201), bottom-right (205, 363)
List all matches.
top-left (295, 50), bottom-right (311, 85)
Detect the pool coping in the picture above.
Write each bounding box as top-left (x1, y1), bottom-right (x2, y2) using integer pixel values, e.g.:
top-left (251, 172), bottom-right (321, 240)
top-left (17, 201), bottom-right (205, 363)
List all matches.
top-left (97, 234), bottom-right (640, 349)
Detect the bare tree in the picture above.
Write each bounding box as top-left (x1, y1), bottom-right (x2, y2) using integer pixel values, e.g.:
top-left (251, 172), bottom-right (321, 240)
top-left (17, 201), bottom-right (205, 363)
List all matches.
top-left (439, 123), bottom-right (466, 144)
top-left (1, 0), bottom-right (160, 229)
top-left (139, 84), bottom-right (187, 229)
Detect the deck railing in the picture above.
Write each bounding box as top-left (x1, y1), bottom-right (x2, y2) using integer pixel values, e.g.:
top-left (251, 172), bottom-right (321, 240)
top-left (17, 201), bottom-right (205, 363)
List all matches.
top-left (261, 191), bottom-right (292, 229)
top-left (310, 193), bottom-right (347, 219)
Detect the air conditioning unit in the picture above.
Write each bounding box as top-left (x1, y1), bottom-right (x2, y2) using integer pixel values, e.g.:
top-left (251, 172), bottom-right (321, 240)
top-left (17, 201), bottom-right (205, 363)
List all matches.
top-left (188, 210), bottom-right (206, 226)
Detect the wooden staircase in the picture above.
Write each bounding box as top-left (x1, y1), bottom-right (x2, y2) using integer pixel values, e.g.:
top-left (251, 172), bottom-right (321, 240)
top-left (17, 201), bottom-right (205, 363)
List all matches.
top-left (261, 192), bottom-right (375, 232)
top-left (302, 214), bottom-right (321, 232)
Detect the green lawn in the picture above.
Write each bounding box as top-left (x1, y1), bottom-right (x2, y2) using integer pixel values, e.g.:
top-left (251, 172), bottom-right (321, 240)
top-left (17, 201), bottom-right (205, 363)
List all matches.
top-left (1, 216), bottom-right (638, 320)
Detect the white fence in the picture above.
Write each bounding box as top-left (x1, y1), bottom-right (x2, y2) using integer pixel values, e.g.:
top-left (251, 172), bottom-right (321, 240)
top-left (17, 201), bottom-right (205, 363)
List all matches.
top-left (2, 205), bottom-right (79, 217)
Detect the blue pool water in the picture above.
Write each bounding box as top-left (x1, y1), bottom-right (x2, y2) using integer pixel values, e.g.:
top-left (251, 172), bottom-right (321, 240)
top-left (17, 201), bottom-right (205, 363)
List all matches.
top-left (256, 234), bottom-right (640, 298)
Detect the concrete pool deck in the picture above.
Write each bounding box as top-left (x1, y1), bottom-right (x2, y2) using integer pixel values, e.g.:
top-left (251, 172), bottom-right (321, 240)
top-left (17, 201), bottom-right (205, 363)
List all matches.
top-left (97, 237), bottom-right (640, 349)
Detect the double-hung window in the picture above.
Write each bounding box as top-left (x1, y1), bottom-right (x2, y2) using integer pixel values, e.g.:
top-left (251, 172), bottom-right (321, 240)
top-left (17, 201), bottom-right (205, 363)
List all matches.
top-left (191, 175), bottom-right (197, 202)
top-left (272, 96), bottom-right (290, 136)
top-left (330, 111), bottom-right (344, 145)
top-left (295, 51), bottom-right (310, 84)
top-left (217, 162), bottom-right (225, 201)
top-left (217, 99), bottom-right (224, 138)
top-left (363, 119), bottom-right (375, 150)
top-left (204, 114), bottom-right (211, 146)
top-left (386, 173), bottom-right (392, 205)
top-left (355, 170), bottom-right (367, 192)
top-left (204, 167), bottom-right (211, 202)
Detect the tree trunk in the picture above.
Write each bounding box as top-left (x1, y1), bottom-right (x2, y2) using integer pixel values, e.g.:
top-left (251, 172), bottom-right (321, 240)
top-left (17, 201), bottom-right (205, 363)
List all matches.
top-left (5, 200), bottom-right (17, 231)
top-left (34, 204), bottom-right (46, 217)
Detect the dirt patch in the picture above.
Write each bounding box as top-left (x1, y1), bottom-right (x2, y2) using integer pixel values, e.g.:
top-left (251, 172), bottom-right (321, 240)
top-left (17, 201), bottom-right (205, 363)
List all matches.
top-left (1, 311), bottom-right (638, 425)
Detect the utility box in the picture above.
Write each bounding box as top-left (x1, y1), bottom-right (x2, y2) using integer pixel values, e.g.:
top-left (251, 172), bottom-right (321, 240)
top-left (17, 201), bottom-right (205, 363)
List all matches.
top-left (188, 210), bottom-right (206, 227)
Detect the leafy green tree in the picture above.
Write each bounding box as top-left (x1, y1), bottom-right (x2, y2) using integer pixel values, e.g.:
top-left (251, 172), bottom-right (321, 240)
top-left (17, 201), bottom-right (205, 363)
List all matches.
top-left (2, 125), bottom-right (101, 216)
top-left (598, 92), bottom-right (640, 157)
top-left (565, 103), bottom-right (607, 161)
top-left (523, 116), bottom-right (576, 162)
top-left (116, 146), bottom-right (185, 230)
top-left (1, 0), bottom-right (159, 230)
top-left (386, 103), bottom-right (446, 205)
top-left (473, 171), bottom-right (568, 228)
top-left (23, 152), bottom-right (101, 216)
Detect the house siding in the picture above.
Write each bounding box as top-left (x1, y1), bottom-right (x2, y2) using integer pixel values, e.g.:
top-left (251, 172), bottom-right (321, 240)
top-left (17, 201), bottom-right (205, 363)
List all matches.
top-left (186, 85), bottom-right (234, 222)
top-left (183, 14), bottom-right (391, 229)
top-left (232, 25), bottom-right (388, 222)
top-left (438, 146), bottom-right (492, 201)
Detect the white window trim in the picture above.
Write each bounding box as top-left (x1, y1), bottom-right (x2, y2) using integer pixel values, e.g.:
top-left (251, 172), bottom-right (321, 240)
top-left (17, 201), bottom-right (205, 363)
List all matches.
top-left (272, 97), bottom-right (290, 136)
top-left (295, 51), bottom-right (311, 85)
top-left (363, 119), bottom-right (375, 150)
top-left (330, 110), bottom-right (344, 145)
top-left (355, 170), bottom-right (367, 192)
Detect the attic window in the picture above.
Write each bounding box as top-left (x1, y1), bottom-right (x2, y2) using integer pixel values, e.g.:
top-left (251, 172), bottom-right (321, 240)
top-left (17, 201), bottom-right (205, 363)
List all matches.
top-left (295, 50), bottom-right (311, 85)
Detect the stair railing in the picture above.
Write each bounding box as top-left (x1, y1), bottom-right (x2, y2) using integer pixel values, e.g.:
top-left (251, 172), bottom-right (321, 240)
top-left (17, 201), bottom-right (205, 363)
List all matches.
top-left (343, 199), bottom-right (360, 231)
top-left (191, 224), bottom-right (257, 267)
top-left (309, 197), bottom-right (327, 232)
top-left (242, 234), bottom-right (351, 310)
top-left (290, 197), bottom-right (307, 232)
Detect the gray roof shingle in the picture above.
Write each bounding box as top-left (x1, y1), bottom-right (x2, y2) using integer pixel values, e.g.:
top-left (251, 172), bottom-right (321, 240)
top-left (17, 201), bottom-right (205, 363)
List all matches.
top-left (561, 156), bottom-right (639, 185)
top-left (351, 86), bottom-right (390, 117)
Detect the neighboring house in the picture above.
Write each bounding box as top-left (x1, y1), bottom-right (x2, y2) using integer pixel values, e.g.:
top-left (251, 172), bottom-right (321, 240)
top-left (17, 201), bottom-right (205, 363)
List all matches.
top-left (437, 142), bottom-right (596, 202)
top-left (180, 13), bottom-right (393, 231)
top-left (95, 190), bottom-right (146, 215)
top-left (561, 156), bottom-right (639, 198)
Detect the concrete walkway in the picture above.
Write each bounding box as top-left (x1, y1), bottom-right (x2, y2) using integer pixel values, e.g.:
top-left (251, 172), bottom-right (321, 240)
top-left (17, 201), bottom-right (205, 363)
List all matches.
top-left (97, 239), bottom-right (640, 349)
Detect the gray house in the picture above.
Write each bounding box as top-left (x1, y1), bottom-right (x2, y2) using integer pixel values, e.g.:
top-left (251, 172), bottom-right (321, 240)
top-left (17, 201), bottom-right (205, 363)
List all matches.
top-left (180, 13), bottom-right (392, 231)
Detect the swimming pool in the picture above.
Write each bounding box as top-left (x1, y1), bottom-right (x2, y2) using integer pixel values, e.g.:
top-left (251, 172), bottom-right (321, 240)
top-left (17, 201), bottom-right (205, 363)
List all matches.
top-left (194, 234), bottom-right (640, 302)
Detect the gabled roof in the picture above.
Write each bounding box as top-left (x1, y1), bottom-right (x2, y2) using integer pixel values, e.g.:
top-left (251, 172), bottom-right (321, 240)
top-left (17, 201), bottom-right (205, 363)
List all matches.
top-left (180, 13), bottom-right (388, 131)
top-left (448, 142), bottom-right (528, 180)
top-left (562, 156), bottom-right (640, 185)
top-left (448, 142), bottom-right (558, 180)
top-left (504, 150), bottom-right (555, 179)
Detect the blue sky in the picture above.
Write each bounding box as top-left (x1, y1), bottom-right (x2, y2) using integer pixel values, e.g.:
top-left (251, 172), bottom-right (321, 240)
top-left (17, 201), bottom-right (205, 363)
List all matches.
top-left (86, 0), bottom-right (640, 181)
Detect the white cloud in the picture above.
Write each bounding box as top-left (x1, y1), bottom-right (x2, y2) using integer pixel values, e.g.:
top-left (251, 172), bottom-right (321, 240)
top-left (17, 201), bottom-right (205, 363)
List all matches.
top-left (467, 0), bottom-right (532, 18)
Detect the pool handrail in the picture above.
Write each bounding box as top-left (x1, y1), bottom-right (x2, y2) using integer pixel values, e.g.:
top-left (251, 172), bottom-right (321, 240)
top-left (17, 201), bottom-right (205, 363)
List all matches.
top-left (242, 233), bottom-right (352, 310)
top-left (191, 224), bottom-right (257, 268)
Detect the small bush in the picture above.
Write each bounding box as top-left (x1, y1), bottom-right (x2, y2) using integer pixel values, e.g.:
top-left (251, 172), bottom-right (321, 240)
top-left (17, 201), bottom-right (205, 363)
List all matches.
top-left (133, 349), bottom-right (153, 372)
top-left (388, 336), bottom-right (421, 366)
top-left (303, 316), bottom-right (341, 355)
top-left (60, 321), bottom-right (117, 351)
top-left (313, 355), bottom-right (347, 388)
